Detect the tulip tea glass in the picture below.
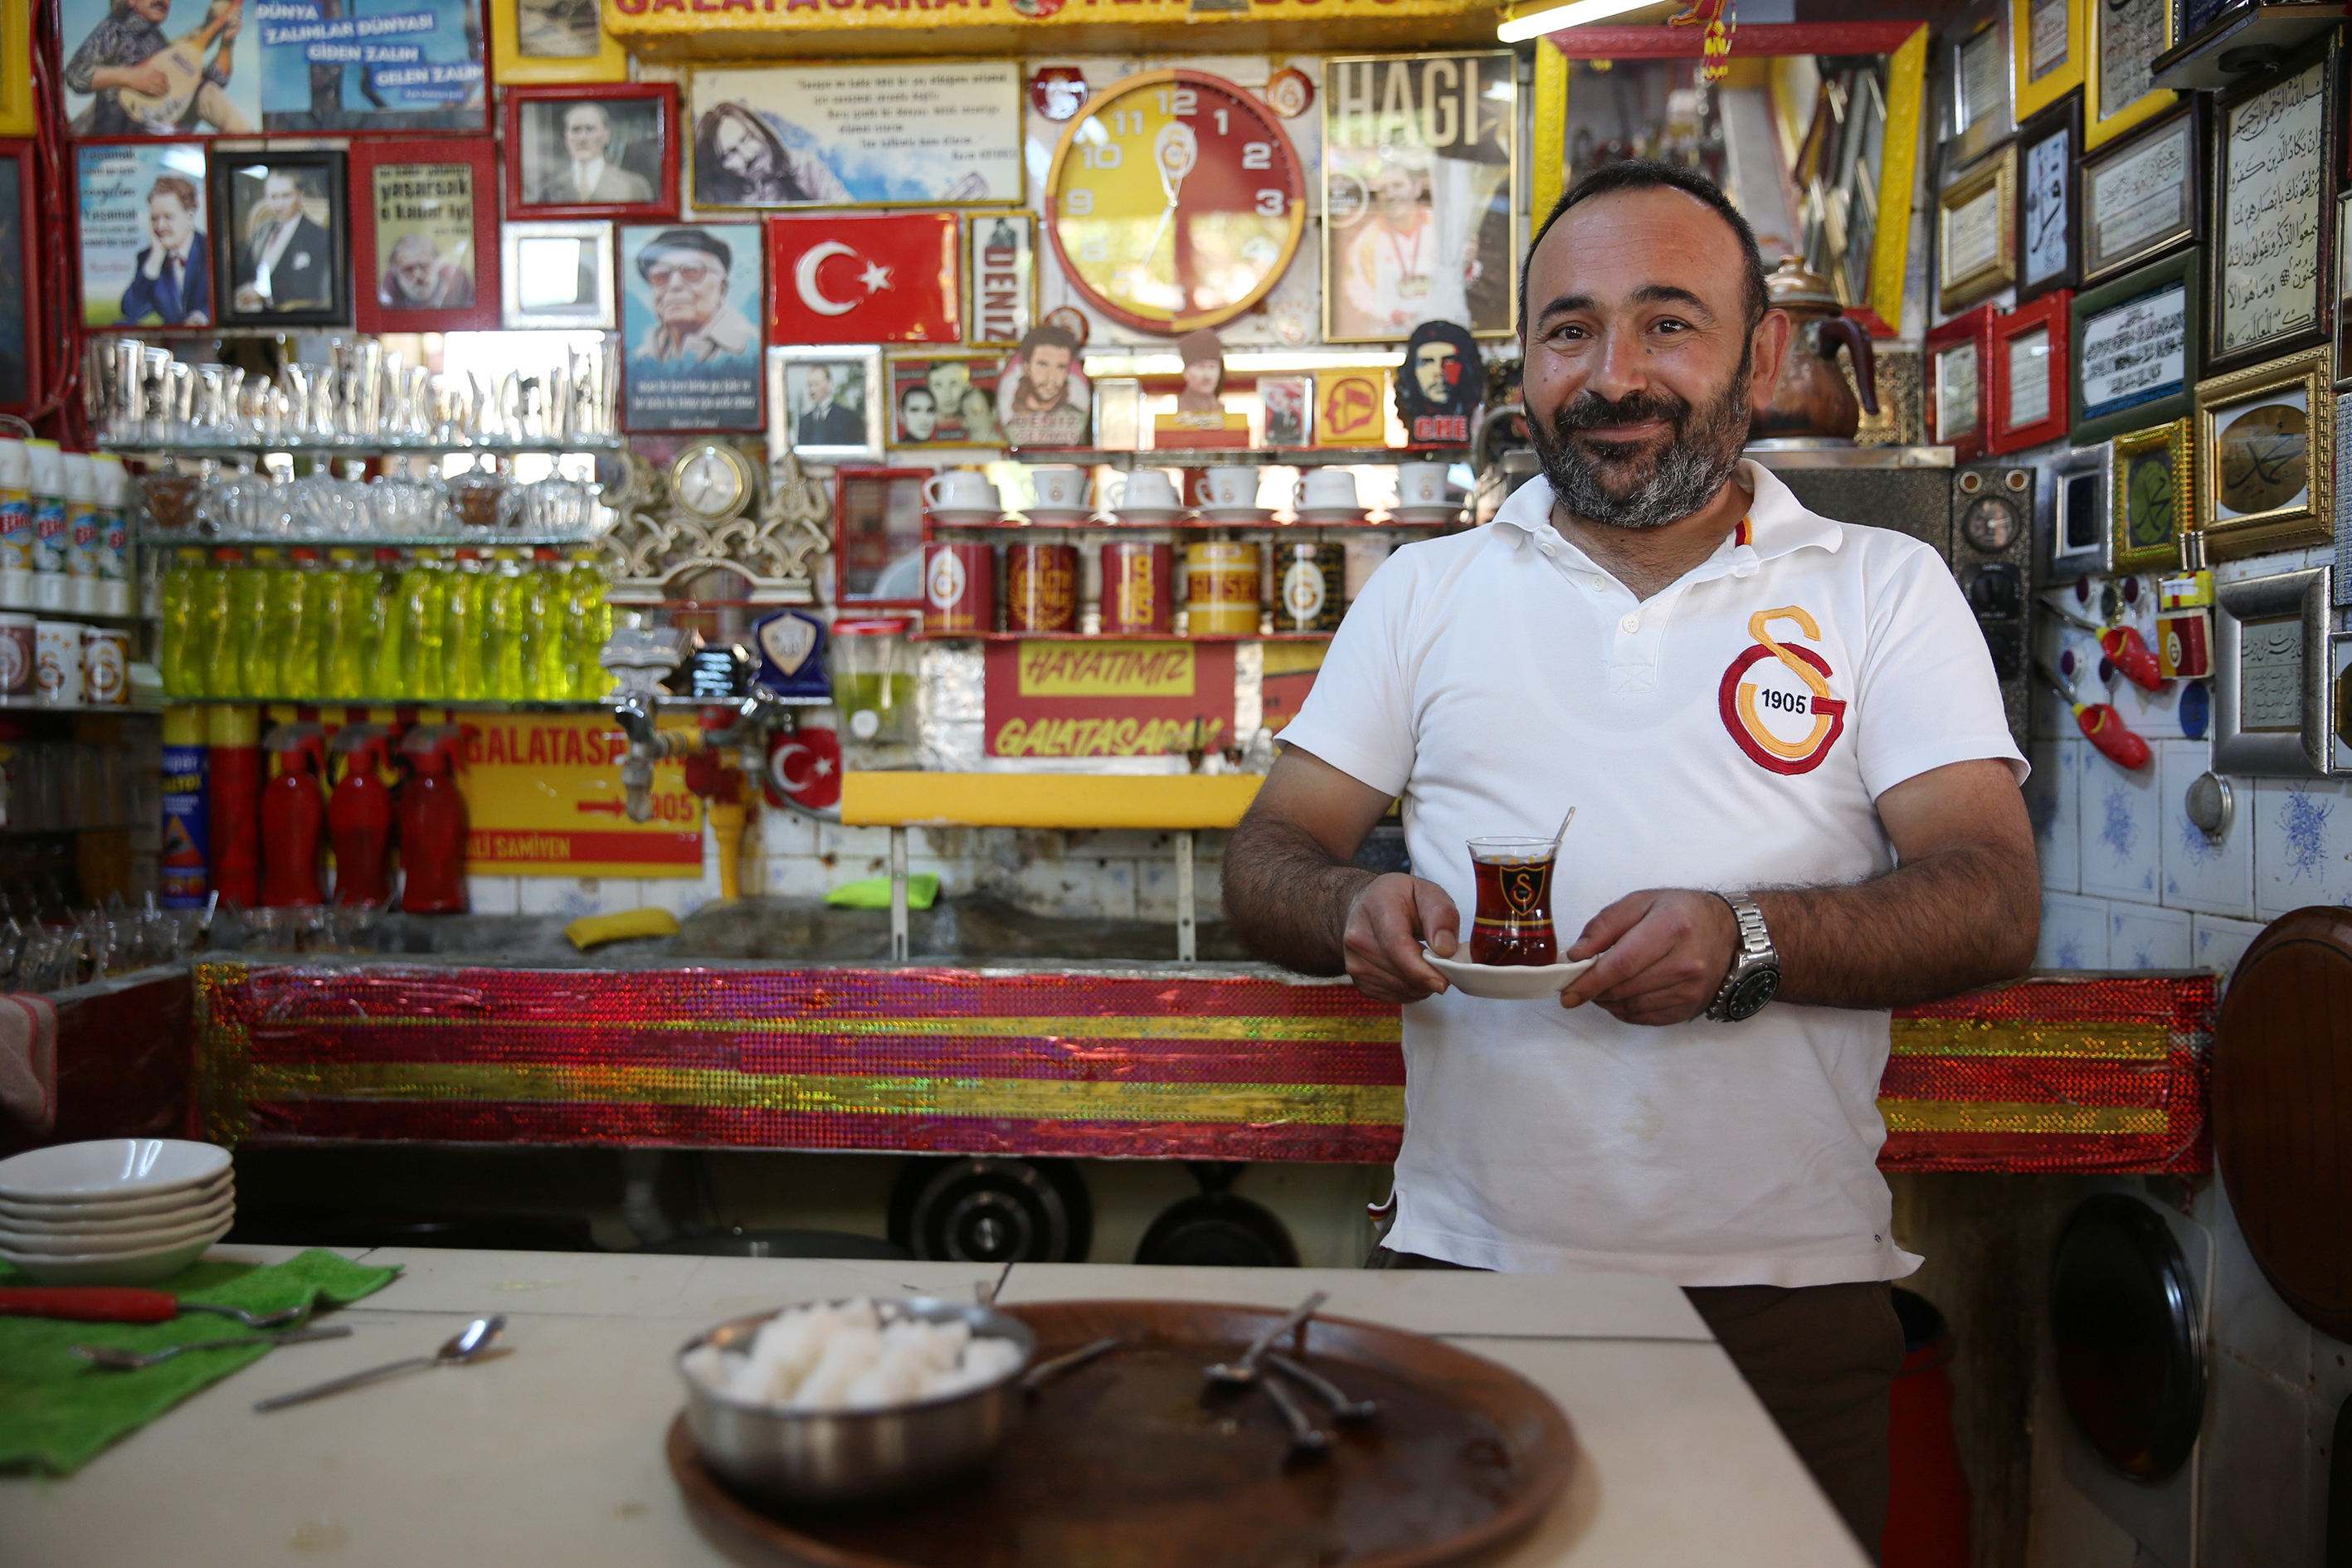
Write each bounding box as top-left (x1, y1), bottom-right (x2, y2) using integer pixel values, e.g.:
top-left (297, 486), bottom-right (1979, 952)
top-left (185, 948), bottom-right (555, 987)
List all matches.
top-left (1466, 836), bottom-right (1557, 967)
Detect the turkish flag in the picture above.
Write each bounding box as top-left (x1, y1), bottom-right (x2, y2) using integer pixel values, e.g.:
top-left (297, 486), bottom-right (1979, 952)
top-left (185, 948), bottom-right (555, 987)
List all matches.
top-left (768, 214), bottom-right (962, 345)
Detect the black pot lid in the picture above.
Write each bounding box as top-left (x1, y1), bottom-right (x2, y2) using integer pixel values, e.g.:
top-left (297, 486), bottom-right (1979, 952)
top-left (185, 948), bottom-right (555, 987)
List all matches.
top-left (2051, 1193), bottom-right (2205, 1483)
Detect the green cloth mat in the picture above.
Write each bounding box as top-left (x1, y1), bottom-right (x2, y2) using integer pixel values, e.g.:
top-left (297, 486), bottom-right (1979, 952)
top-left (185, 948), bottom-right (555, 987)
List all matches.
top-left (826, 873), bottom-right (939, 909)
top-left (0, 1249), bottom-right (402, 1475)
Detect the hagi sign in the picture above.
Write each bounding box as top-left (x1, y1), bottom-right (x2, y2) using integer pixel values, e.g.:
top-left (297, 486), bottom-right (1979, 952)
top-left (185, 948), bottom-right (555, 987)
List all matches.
top-left (985, 640), bottom-right (1236, 757)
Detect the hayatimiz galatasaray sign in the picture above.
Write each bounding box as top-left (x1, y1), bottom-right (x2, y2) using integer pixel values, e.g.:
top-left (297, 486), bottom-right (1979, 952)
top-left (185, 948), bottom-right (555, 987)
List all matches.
top-left (611, 0), bottom-right (1487, 26)
top-left (984, 640), bottom-right (1237, 758)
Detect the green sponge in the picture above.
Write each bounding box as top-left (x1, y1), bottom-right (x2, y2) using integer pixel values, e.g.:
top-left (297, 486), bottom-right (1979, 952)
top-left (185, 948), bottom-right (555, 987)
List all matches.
top-left (826, 874), bottom-right (940, 909)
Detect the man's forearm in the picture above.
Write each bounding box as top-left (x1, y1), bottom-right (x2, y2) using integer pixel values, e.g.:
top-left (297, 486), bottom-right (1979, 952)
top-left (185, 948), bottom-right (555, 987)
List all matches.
top-left (1221, 815), bottom-right (1376, 976)
top-left (1756, 841), bottom-right (2039, 1010)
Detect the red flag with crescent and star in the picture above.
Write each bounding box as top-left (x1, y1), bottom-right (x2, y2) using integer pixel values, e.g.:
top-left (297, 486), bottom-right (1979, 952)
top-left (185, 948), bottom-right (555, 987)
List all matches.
top-left (767, 213), bottom-right (963, 345)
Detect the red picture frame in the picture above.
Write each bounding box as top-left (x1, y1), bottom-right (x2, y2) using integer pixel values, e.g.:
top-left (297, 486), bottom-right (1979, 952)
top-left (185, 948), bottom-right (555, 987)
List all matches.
top-left (1923, 304), bottom-right (1999, 463)
top-left (0, 141), bottom-right (41, 414)
top-left (348, 139), bottom-right (499, 334)
top-left (503, 83), bottom-right (679, 223)
top-left (834, 465), bottom-right (931, 609)
top-left (1988, 290), bottom-right (2072, 455)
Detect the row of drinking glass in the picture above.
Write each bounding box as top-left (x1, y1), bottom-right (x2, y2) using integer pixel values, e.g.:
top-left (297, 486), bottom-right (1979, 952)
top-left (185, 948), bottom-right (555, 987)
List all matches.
top-left (89, 338), bottom-right (623, 451)
top-left (0, 896), bottom-right (206, 994)
top-left (157, 465), bottom-right (611, 542)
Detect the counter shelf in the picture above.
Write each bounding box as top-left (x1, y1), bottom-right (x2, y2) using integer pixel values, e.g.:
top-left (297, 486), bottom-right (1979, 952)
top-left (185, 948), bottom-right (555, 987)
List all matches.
top-left (134, 533), bottom-right (609, 550)
top-left (151, 694), bottom-right (830, 710)
top-left (100, 437), bottom-right (628, 460)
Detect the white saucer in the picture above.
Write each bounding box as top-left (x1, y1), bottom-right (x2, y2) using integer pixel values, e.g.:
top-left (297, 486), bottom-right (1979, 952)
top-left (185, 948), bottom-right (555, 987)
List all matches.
top-left (926, 508), bottom-right (1005, 527)
top-left (1019, 506), bottom-right (1095, 525)
top-left (1112, 507), bottom-right (1187, 525)
top-left (1423, 948), bottom-right (1595, 1001)
top-left (1195, 507), bottom-right (1279, 526)
top-left (1389, 505), bottom-right (1463, 525)
top-left (1293, 507), bottom-right (1371, 525)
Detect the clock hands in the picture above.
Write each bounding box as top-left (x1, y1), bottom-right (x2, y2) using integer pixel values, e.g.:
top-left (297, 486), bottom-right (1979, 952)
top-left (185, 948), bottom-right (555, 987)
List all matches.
top-left (1137, 120), bottom-right (1201, 281)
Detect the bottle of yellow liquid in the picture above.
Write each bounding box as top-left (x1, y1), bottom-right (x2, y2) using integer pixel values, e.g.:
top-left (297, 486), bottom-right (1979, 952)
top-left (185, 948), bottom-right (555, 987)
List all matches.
top-left (198, 548), bottom-right (243, 699)
top-left (567, 553), bottom-right (613, 699)
top-left (368, 548), bottom-right (407, 699)
top-left (159, 547), bottom-right (205, 698)
top-left (239, 548), bottom-right (285, 699)
top-left (487, 550), bottom-right (528, 702)
top-left (322, 548), bottom-right (369, 702)
top-left (443, 548), bottom-right (489, 701)
top-left (400, 551), bottom-right (450, 701)
top-left (523, 548), bottom-right (568, 699)
top-left (280, 546), bottom-right (325, 699)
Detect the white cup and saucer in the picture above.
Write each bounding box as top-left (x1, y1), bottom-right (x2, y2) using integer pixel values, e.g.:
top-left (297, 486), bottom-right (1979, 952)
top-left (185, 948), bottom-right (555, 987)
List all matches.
top-left (1292, 467), bottom-right (1366, 525)
top-left (1111, 468), bottom-right (1186, 524)
top-left (1196, 464), bottom-right (1275, 524)
top-left (923, 470), bottom-right (1002, 526)
top-left (1388, 460), bottom-right (1462, 523)
top-left (1023, 464), bottom-right (1094, 523)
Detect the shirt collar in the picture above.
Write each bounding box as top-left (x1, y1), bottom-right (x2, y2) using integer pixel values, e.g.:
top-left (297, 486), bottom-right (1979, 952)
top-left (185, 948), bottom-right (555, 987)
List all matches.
top-left (1489, 458), bottom-right (1846, 567)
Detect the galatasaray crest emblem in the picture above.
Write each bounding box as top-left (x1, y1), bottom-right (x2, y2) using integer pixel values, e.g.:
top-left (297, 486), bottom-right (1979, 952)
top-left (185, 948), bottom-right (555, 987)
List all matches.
top-left (1717, 606), bottom-right (1847, 776)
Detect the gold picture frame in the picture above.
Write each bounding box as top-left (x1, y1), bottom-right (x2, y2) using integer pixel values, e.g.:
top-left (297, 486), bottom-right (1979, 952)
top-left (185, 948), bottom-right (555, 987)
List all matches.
top-left (2013, 0), bottom-right (2083, 123)
top-left (1938, 147), bottom-right (2018, 314)
top-left (0, 0), bottom-right (32, 137)
top-left (489, 0), bottom-right (628, 85)
top-left (2111, 417), bottom-right (2193, 572)
top-left (2194, 347), bottom-right (2334, 561)
top-left (2084, 0), bottom-right (2174, 149)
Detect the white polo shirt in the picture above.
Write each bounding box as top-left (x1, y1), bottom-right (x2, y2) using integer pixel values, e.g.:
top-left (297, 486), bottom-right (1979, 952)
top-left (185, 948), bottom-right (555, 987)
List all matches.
top-left (1280, 461), bottom-right (2024, 1285)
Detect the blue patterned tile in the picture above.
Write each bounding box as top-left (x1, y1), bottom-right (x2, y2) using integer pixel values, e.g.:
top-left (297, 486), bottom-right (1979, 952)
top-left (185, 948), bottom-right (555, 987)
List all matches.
top-left (2254, 779), bottom-right (2352, 918)
top-left (2028, 738), bottom-right (2081, 893)
top-left (2109, 903), bottom-right (2191, 969)
top-left (2159, 739), bottom-right (2252, 917)
top-left (2192, 913), bottom-right (2269, 986)
top-left (2078, 745), bottom-right (2162, 901)
top-left (2037, 893), bottom-right (2111, 970)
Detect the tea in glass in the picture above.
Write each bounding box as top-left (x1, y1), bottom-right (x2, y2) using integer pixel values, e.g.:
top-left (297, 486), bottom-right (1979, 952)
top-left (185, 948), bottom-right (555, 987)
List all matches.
top-left (1467, 837), bottom-right (1557, 967)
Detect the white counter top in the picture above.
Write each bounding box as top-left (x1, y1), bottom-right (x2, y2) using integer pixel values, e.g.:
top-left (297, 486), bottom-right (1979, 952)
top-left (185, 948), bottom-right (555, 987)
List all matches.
top-left (0, 1244), bottom-right (1870, 1567)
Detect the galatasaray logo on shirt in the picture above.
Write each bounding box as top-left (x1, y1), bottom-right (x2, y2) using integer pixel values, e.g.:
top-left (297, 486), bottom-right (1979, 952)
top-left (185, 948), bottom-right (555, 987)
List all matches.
top-left (1717, 606), bottom-right (1847, 775)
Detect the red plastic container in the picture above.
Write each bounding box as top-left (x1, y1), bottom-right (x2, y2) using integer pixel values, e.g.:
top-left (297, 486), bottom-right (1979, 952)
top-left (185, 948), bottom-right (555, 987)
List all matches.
top-left (1884, 1287), bottom-right (1971, 1568)
top-left (328, 733), bottom-right (394, 905)
top-left (259, 730), bottom-right (327, 908)
top-left (397, 728), bottom-right (467, 914)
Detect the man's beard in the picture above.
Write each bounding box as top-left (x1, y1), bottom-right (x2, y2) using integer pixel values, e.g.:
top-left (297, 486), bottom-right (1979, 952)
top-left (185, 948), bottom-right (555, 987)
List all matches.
top-left (1528, 347), bottom-right (1754, 531)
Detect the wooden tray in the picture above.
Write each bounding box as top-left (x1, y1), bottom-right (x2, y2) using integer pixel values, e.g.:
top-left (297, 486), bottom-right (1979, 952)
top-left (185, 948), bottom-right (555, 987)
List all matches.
top-left (669, 1298), bottom-right (1580, 1568)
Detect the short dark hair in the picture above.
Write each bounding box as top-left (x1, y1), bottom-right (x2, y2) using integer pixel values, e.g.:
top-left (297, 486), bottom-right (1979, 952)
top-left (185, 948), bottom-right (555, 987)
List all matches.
top-left (1017, 324), bottom-right (1079, 359)
top-left (1517, 161), bottom-right (1769, 340)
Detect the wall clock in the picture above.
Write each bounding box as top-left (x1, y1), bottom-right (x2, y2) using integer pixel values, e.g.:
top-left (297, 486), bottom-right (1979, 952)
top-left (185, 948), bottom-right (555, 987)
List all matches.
top-left (669, 442), bottom-right (757, 523)
top-left (1045, 71), bottom-right (1307, 335)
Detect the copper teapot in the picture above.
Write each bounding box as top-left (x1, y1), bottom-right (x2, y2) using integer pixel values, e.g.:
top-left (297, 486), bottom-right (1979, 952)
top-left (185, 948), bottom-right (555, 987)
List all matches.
top-left (1751, 256), bottom-right (1879, 443)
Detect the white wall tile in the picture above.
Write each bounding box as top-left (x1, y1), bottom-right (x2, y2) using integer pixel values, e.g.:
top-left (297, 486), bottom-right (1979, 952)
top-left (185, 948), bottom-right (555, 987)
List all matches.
top-left (757, 808), bottom-right (818, 857)
top-left (636, 876), bottom-right (716, 920)
top-left (762, 856), bottom-right (835, 900)
top-left (2028, 737), bottom-right (2081, 893)
top-left (2158, 738), bottom-right (2252, 918)
top-left (2108, 903), bottom-right (2190, 969)
top-left (2191, 913), bottom-right (2268, 983)
top-left (997, 856), bottom-right (1137, 920)
top-left (516, 878), bottom-right (636, 918)
top-left (2253, 779), bottom-right (2352, 918)
top-left (2038, 893), bottom-right (2111, 970)
top-left (2077, 747), bottom-right (2161, 902)
top-left (461, 874), bottom-right (519, 916)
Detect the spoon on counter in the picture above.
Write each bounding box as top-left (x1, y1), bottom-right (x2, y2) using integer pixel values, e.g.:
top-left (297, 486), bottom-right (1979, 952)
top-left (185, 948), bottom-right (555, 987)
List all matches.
top-left (254, 1314), bottom-right (504, 1413)
top-left (1205, 1291), bottom-right (1327, 1387)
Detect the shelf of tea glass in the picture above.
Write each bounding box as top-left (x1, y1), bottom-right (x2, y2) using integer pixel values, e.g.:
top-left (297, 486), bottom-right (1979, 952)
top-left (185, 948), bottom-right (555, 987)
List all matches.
top-left (1005, 447), bottom-right (1469, 468)
top-left (913, 631), bottom-right (1335, 644)
top-left (98, 437), bottom-right (626, 460)
top-left (155, 694), bottom-right (829, 710)
top-left (923, 517), bottom-right (1461, 532)
top-left (135, 533), bottom-right (602, 549)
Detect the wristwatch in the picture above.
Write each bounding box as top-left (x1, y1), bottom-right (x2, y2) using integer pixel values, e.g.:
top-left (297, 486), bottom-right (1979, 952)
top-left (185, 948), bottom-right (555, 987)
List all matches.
top-left (1706, 893), bottom-right (1780, 1022)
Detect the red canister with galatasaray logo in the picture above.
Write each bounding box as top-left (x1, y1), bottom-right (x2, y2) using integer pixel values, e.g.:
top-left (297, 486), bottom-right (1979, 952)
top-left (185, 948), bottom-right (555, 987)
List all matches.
top-left (1098, 541), bottom-right (1173, 634)
top-left (923, 541), bottom-right (996, 635)
top-left (1006, 542), bottom-right (1079, 633)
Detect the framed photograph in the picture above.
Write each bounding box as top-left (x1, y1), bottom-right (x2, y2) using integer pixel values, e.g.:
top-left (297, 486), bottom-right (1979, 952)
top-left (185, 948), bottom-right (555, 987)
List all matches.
top-left (0, 142), bottom-right (37, 411)
top-left (2016, 96), bottom-right (2079, 300)
top-left (2194, 345), bottom-right (2335, 561)
top-left (1926, 304), bottom-right (1999, 462)
top-left (2210, 41), bottom-right (2337, 376)
top-left (2111, 417), bottom-right (2193, 572)
top-left (1989, 290), bottom-right (2071, 453)
top-left (1263, 375), bottom-right (1313, 447)
top-left (1943, 6), bottom-right (2014, 168)
top-left (500, 220), bottom-right (613, 330)
top-left (59, 0), bottom-right (257, 137)
top-left (2014, 0), bottom-right (2084, 123)
top-left (2045, 441), bottom-right (2113, 577)
top-left (884, 353), bottom-right (1001, 450)
top-left (689, 63), bottom-right (1023, 210)
top-left (1322, 51), bottom-right (1518, 343)
top-left (75, 139), bottom-right (210, 330)
top-left (1938, 146), bottom-right (2018, 313)
top-left (997, 327), bottom-right (1090, 450)
top-left (490, 0), bottom-right (627, 85)
top-left (2213, 562), bottom-right (2336, 778)
top-left (767, 346), bottom-right (883, 463)
top-left (0, 0), bottom-right (33, 138)
top-left (210, 149), bottom-right (348, 329)
top-left (965, 212), bottom-right (1035, 348)
top-left (830, 466), bottom-right (928, 608)
top-left (2071, 247), bottom-right (2200, 444)
top-left (504, 85), bottom-right (675, 222)
top-left (2081, 97), bottom-right (2203, 286)
top-left (621, 223), bottom-right (763, 434)
top-left (349, 139), bottom-right (498, 334)
top-left (2085, 0), bottom-right (2174, 150)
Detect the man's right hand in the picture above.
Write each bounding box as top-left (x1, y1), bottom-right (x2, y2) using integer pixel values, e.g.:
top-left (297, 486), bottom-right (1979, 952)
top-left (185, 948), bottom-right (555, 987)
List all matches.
top-left (1342, 872), bottom-right (1459, 1003)
top-left (130, 64), bottom-right (171, 96)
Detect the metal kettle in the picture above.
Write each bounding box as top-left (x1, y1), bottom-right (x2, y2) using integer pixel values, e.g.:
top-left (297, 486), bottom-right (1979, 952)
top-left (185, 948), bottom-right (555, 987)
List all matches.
top-left (1750, 256), bottom-right (1879, 443)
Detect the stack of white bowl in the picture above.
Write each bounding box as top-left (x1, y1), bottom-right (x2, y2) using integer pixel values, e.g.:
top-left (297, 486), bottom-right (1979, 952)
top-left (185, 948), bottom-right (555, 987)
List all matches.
top-left (0, 1138), bottom-right (234, 1284)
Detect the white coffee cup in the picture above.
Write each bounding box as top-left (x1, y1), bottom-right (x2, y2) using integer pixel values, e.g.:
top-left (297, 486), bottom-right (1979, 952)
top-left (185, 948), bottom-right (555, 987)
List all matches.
top-left (1396, 462), bottom-right (1453, 509)
top-left (1028, 465), bottom-right (1088, 511)
top-left (1297, 468), bottom-right (1359, 513)
top-left (923, 470), bottom-right (999, 514)
top-left (1116, 469), bottom-right (1181, 512)
top-left (35, 621), bottom-right (80, 706)
top-left (1203, 465), bottom-right (1259, 511)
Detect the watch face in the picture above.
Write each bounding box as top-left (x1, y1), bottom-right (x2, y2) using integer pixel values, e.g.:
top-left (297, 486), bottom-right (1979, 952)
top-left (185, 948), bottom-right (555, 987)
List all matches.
top-left (1045, 71), bottom-right (1308, 334)
top-left (1724, 967), bottom-right (1780, 1021)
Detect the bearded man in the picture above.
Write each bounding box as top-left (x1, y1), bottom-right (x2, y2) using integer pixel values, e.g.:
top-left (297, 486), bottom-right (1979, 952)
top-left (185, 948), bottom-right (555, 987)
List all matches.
top-left (1220, 160), bottom-right (2037, 1561)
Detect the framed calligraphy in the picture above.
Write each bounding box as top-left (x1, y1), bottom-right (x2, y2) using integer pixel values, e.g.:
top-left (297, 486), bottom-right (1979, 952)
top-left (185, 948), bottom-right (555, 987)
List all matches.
top-left (2071, 246), bottom-right (2200, 444)
top-left (2212, 562), bottom-right (2336, 779)
top-left (1941, 3), bottom-right (2015, 169)
top-left (1989, 290), bottom-right (2071, 453)
top-left (2208, 38), bottom-right (2338, 377)
top-left (1925, 303), bottom-right (1999, 462)
top-left (1938, 144), bottom-right (2017, 313)
top-left (2110, 416), bottom-right (2191, 572)
top-left (2080, 96), bottom-right (2203, 287)
top-left (2086, 0), bottom-right (2174, 150)
top-left (2013, 0), bottom-right (2083, 124)
top-left (2016, 94), bottom-right (2080, 300)
top-left (2194, 344), bottom-right (2334, 562)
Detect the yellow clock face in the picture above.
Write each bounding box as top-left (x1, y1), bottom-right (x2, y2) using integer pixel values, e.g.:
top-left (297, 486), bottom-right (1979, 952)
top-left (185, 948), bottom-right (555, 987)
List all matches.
top-left (1046, 71), bottom-right (1307, 335)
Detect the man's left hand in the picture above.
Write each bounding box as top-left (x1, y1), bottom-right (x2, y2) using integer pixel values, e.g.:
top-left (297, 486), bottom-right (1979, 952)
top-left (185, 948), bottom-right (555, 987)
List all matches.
top-left (1558, 889), bottom-right (1737, 1025)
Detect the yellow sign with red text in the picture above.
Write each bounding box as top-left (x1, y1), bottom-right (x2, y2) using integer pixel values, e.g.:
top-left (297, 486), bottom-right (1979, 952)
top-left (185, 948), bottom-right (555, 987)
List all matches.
top-left (457, 714), bottom-right (705, 878)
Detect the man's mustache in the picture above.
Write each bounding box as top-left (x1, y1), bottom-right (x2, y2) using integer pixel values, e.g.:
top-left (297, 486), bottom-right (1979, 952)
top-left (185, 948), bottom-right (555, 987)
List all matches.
top-left (1552, 387), bottom-right (1691, 441)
